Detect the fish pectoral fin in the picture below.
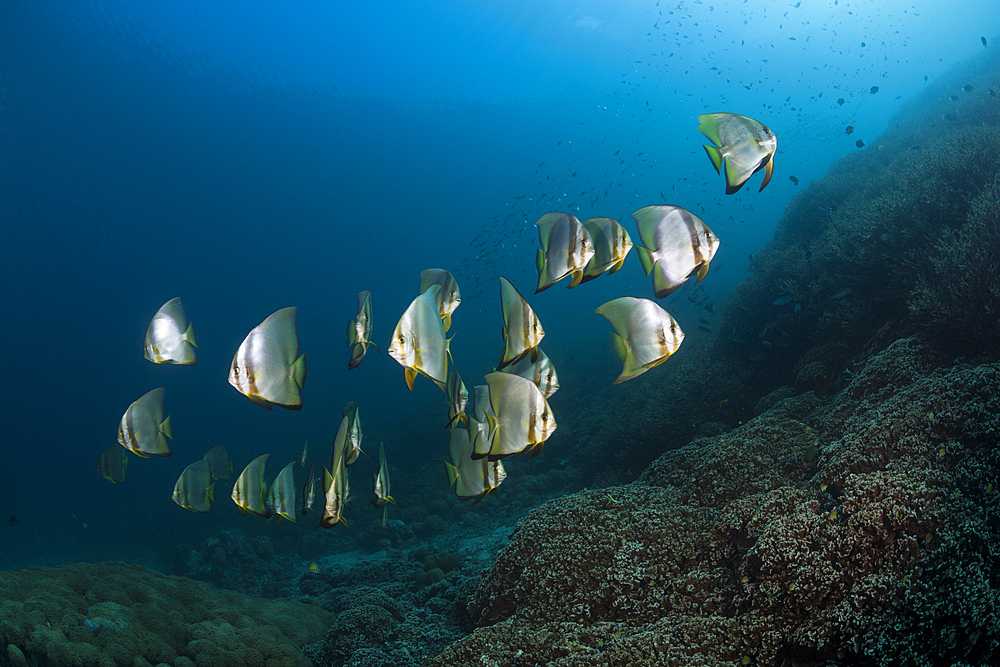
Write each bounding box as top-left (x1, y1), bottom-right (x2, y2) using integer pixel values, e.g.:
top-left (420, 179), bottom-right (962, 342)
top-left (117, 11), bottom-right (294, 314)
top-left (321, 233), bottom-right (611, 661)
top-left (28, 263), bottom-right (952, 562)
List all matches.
top-left (608, 257), bottom-right (627, 274)
top-left (635, 246), bottom-right (655, 277)
top-left (404, 367), bottom-right (418, 391)
top-left (442, 314), bottom-right (452, 333)
top-left (759, 155), bottom-right (774, 191)
top-left (695, 262), bottom-right (710, 282)
top-left (609, 332), bottom-right (630, 364)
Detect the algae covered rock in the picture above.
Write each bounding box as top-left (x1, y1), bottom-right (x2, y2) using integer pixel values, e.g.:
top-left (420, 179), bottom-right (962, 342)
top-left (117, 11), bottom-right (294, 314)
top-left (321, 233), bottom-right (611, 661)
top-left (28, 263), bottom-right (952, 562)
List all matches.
top-left (0, 561), bottom-right (332, 667)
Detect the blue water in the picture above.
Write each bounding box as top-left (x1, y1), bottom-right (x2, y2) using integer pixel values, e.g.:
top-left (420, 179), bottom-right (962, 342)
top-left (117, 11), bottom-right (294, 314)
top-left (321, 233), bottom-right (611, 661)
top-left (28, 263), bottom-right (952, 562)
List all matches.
top-left (1, 0), bottom-right (997, 570)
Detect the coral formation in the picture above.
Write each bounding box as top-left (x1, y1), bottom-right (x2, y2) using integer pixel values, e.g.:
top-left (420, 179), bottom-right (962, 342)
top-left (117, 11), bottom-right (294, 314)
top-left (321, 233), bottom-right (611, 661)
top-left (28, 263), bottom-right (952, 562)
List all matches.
top-left (0, 561), bottom-right (332, 667)
top-left (429, 338), bottom-right (1000, 665)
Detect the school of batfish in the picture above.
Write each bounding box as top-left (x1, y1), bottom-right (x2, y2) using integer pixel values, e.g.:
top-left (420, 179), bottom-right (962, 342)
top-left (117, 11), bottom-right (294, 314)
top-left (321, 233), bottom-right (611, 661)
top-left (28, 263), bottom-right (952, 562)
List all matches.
top-left (104, 112), bottom-right (776, 519)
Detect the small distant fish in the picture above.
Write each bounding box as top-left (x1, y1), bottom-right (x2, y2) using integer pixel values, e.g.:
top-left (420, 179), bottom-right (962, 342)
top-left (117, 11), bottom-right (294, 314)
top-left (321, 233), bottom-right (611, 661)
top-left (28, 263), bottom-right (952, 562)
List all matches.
top-left (595, 297), bottom-right (684, 384)
top-left (203, 444), bottom-right (233, 481)
top-left (944, 114), bottom-right (957, 122)
top-left (534, 212), bottom-right (595, 292)
top-left (789, 175), bottom-right (799, 185)
top-left (772, 296), bottom-right (794, 306)
top-left (172, 460), bottom-right (215, 514)
top-left (870, 86), bottom-right (879, 94)
top-left (856, 139), bottom-right (865, 148)
top-left (298, 440), bottom-right (308, 468)
top-left (497, 277), bottom-right (545, 369)
top-left (982, 36), bottom-right (988, 47)
top-left (705, 303), bottom-right (715, 314)
top-left (498, 347), bottom-right (559, 398)
top-left (232, 454), bottom-right (270, 519)
top-left (698, 112), bottom-right (777, 194)
top-left (266, 461), bottom-right (298, 524)
top-left (990, 89), bottom-right (997, 97)
top-left (445, 368), bottom-right (469, 428)
top-left (578, 217), bottom-right (633, 284)
top-left (388, 286), bottom-right (451, 390)
top-left (118, 387), bottom-right (172, 458)
top-left (633, 205), bottom-right (720, 299)
top-left (845, 125), bottom-right (854, 135)
top-left (948, 95), bottom-right (960, 101)
top-left (347, 290), bottom-right (377, 370)
top-left (144, 297), bottom-right (197, 365)
top-left (5, 516), bottom-right (17, 526)
top-left (319, 459), bottom-right (350, 529)
top-left (371, 443), bottom-right (398, 527)
top-left (418, 269), bottom-right (461, 332)
top-left (96, 444), bottom-right (129, 484)
top-left (229, 307), bottom-right (308, 410)
top-left (963, 84), bottom-right (974, 92)
top-left (832, 288), bottom-right (852, 299)
top-left (301, 463), bottom-right (317, 516)
top-left (340, 402), bottom-right (364, 466)
top-left (698, 326), bottom-right (711, 333)
top-left (836, 98), bottom-right (845, 106)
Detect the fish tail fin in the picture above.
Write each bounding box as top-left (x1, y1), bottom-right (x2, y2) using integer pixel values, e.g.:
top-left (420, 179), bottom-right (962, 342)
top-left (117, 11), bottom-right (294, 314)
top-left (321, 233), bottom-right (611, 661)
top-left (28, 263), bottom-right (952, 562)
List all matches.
top-left (635, 246), bottom-right (655, 277)
top-left (292, 353), bottom-right (308, 389)
top-left (702, 144), bottom-right (724, 175)
top-left (184, 322), bottom-right (198, 348)
top-left (207, 482), bottom-right (216, 503)
top-left (160, 415), bottom-right (173, 440)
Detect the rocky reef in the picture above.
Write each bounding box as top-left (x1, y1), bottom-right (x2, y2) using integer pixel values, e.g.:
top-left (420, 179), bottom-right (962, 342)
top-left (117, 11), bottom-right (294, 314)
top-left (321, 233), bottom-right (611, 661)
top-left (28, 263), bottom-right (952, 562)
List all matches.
top-left (430, 337), bottom-right (1000, 666)
top-left (428, 42), bottom-right (1000, 667)
top-left (0, 561), bottom-right (332, 667)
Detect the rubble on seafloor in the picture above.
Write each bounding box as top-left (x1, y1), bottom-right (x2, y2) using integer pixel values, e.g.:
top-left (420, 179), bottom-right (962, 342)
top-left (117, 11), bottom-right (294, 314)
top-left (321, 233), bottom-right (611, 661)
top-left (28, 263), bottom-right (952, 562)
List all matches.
top-left (0, 561), bottom-right (331, 667)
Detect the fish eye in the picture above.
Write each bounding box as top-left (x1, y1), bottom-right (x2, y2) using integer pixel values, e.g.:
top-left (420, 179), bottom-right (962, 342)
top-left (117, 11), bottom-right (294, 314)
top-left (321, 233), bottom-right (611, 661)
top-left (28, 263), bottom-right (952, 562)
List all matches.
top-left (234, 366), bottom-right (240, 375)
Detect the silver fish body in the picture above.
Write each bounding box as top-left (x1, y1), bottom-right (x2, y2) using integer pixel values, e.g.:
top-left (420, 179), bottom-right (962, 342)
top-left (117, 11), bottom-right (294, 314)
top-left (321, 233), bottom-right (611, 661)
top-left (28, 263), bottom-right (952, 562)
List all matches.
top-left (497, 277), bottom-right (544, 369)
top-left (96, 444), bottom-right (129, 484)
top-left (418, 269), bottom-right (461, 332)
top-left (203, 444), bottom-right (234, 481)
top-left (482, 372), bottom-right (556, 460)
top-left (498, 347), bottom-right (559, 398)
top-left (267, 461), bottom-right (298, 524)
top-left (232, 453), bottom-right (270, 518)
top-left (229, 307), bottom-right (308, 410)
top-left (388, 285), bottom-right (450, 390)
top-left (347, 290), bottom-right (375, 370)
top-left (534, 212), bottom-right (595, 292)
top-left (698, 112), bottom-right (777, 194)
top-left (633, 205), bottom-right (720, 299)
top-left (579, 217), bottom-right (633, 284)
top-left (595, 296), bottom-right (685, 384)
top-left (173, 460), bottom-right (215, 513)
top-left (144, 297), bottom-right (197, 365)
top-left (117, 387), bottom-right (172, 458)
top-left (444, 424), bottom-right (507, 503)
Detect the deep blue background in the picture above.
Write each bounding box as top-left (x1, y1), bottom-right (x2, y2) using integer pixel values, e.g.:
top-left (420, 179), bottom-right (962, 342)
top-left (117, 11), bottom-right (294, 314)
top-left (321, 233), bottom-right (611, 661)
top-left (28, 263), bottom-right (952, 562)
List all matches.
top-left (1, 0), bottom-right (996, 569)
